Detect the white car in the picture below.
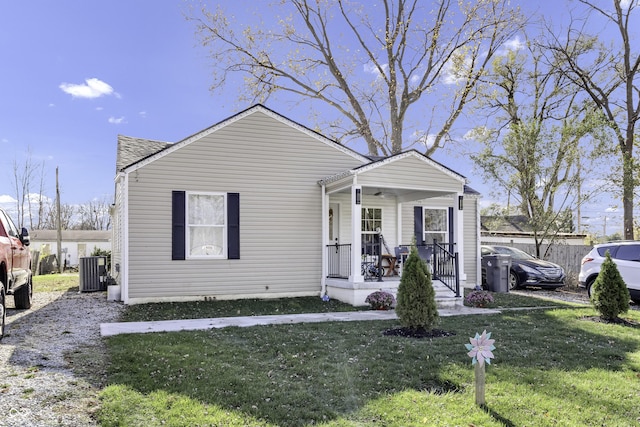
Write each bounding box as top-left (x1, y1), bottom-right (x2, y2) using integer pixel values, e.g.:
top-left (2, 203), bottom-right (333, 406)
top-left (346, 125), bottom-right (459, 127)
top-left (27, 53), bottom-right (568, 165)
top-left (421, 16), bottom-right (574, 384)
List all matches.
top-left (579, 241), bottom-right (640, 304)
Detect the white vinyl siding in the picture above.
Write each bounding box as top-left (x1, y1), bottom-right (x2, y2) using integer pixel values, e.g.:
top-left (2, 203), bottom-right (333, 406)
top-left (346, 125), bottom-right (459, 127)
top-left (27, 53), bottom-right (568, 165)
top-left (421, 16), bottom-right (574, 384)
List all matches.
top-left (124, 111), bottom-right (363, 301)
top-left (357, 156), bottom-right (463, 193)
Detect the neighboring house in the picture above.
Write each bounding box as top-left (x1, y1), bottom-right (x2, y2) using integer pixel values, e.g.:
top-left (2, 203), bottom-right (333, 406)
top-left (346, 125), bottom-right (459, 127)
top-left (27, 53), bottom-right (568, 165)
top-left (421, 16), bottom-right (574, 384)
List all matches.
top-left (30, 229), bottom-right (111, 267)
top-left (481, 215), bottom-right (588, 246)
top-left (111, 105), bottom-right (481, 306)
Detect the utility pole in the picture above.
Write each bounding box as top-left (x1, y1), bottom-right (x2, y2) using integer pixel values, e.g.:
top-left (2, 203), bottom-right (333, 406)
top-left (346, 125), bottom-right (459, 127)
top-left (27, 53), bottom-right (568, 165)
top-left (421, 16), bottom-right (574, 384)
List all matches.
top-left (56, 167), bottom-right (62, 274)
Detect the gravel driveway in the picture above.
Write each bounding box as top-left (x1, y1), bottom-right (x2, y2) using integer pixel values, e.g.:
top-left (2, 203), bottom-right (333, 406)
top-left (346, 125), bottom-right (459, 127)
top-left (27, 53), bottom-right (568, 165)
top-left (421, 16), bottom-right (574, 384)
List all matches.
top-left (0, 291), bottom-right (124, 427)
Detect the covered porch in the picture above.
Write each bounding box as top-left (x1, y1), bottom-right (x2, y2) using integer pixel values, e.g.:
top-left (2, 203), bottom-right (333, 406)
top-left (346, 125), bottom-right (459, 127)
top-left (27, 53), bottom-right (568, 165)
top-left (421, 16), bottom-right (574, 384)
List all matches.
top-left (318, 152), bottom-right (469, 307)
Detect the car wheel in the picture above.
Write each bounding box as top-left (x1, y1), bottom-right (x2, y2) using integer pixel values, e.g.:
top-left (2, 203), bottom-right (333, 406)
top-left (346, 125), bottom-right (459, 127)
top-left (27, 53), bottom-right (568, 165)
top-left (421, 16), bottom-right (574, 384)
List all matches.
top-left (0, 285), bottom-right (5, 341)
top-left (509, 271), bottom-right (520, 290)
top-left (14, 275), bottom-right (32, 309)
top-left (586, 277), bottom-right (597, 299)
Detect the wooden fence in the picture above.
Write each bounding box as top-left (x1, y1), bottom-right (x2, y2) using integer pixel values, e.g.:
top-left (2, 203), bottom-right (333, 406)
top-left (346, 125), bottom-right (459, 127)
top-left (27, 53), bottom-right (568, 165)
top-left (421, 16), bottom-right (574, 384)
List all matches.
top-left (480, 242), bottom-right (593, 285)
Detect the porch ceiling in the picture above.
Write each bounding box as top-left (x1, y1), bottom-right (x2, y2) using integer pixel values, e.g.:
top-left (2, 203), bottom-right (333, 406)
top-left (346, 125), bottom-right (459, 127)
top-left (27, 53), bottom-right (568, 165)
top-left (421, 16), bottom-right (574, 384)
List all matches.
top-left (328, 185), bottom-right (456, 203)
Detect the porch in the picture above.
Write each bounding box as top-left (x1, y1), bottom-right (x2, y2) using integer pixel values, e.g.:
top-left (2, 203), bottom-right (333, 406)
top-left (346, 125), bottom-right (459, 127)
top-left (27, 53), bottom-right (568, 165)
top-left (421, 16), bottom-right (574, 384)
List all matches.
top-left (324, 242), bottom-right (463, 308)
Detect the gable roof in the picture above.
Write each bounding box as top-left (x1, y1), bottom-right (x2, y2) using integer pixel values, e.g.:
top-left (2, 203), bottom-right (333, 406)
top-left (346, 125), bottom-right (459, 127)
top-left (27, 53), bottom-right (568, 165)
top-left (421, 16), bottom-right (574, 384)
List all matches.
top-left (116, 135), bottom-right (170, 172)
top-left (117, 104), bottom-right (369, 173)
top-left (481, 215), bottom-right (533, 232)
top-left (318, 150), bottom-right (467, 186)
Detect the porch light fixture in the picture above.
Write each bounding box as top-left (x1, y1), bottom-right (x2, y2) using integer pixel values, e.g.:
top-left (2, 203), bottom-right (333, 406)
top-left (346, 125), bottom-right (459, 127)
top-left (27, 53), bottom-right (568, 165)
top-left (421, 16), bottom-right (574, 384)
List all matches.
top-left (356, 188), bottom-right (361, 204)
top-left (458, 195), bottom-right (464, 210)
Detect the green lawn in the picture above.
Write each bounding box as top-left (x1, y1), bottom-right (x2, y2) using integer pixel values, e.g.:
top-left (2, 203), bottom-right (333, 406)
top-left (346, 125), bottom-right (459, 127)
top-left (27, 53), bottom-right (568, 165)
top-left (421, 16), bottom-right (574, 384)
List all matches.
top-left (97, 295), bottom-right (640, 426)
top-left (33, 272), bottom-right (79, 292)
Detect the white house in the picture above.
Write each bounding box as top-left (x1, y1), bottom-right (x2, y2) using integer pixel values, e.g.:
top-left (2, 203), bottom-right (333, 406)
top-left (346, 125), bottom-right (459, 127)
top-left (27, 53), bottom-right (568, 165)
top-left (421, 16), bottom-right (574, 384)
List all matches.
top-left (30, 229), bottom-right (111, 268)
top-left (111, 105), bottom-right (481, 306)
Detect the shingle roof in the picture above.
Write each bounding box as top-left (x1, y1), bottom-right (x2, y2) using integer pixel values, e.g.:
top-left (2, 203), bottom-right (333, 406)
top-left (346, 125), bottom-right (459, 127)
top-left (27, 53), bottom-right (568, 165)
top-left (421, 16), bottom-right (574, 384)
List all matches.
top-left (116, 135), bottom-right (171, 172)
top-left (30, 229), bottom-right (111, 242)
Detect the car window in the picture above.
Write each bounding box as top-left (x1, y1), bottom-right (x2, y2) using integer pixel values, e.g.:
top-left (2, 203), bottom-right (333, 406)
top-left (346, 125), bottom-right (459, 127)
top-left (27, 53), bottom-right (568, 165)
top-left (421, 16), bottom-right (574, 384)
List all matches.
top-left (0, 210), bottom-right (18, 237)
top-left (596, 246), bottom-right (617, 257)
top-left (493, 246), bottom-right (533, 260)
top-left (613, 244), bottom-right (640, 262)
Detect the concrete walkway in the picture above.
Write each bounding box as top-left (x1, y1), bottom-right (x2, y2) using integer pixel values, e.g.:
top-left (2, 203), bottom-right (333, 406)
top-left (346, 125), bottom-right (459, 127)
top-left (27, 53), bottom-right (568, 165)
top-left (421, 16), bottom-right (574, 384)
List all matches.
top-left (100, 306), bottom-right (501, 337)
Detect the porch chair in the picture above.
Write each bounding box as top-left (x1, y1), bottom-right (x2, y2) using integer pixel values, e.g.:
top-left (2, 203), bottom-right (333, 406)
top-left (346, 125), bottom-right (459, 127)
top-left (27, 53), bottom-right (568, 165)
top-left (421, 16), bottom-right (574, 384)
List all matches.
top-left (394, 246), bottom-right (410, 272)
top-left (417, 246), bottom-right (433, 263)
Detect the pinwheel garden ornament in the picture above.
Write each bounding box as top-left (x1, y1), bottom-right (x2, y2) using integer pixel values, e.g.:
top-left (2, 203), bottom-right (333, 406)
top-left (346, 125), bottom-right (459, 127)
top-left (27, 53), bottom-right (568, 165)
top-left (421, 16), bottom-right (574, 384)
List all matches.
top-left (465, 330), bottom-right (496, 405)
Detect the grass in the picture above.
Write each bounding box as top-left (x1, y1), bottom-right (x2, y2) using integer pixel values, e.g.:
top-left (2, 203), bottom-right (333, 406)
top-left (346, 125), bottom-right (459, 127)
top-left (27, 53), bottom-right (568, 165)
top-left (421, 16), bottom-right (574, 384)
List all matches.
top-left (119, 289), bottom-right (574, 323)
top-left (33, 273), bottom-right (79, 292)
top-left (97, 294), bottom-right (640, 426)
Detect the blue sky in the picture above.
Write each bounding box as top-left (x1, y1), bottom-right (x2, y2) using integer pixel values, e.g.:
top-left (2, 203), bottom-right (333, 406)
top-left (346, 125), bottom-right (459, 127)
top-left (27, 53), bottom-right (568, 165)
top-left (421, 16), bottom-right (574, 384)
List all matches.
top-left (0, 1), bottom-right (626, 235)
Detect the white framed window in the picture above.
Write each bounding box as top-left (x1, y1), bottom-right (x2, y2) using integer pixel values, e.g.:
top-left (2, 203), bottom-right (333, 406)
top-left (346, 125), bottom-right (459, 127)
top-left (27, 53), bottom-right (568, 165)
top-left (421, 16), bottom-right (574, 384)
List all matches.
top-left (362, 207), bottom-right (382, 254)
top-left (186, 192), bottom-right (227, 258)
top-left (423, 208), bottom-right (447, 244)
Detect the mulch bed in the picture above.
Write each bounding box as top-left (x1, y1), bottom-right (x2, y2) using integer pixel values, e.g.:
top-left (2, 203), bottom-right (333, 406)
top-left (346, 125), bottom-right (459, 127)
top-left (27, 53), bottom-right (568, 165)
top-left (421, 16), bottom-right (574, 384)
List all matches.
top-left (581, 316), bottom-right (639, 327)
top-left (382, 327), bottom-right (455, 339)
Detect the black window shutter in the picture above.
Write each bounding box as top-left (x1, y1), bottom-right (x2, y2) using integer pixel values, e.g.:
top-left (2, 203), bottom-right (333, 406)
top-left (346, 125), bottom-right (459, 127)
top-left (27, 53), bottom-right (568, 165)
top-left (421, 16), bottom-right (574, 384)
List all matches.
top-left (172, 191), bottom-right (186, 260)
top-left (227, 193), bottom-right (240, 259)
top-left (414, 206), bottom-right (424, 245)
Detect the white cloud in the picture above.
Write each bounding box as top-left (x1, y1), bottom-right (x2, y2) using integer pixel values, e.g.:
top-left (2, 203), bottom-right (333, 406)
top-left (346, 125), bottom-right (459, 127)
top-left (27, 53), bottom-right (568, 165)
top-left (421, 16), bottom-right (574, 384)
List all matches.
top-left (48, 103), bottom-right (55, 107)
top-left (139, 111), bottom-right (147, 118)
top-left (502, 36), bottom-right (525, 52)
top-left (363, 62), bottom-right (388, 79)
top-left (108, 116), bottom-right (126, 124)
top-left (442, 54), bottom-right (472, 85)
top-left (412, 131), bottom-right (437, 148)
top-left (0, 195), bottom-right (16, 204)
top-left (59, 78), bottom-right (116, 99)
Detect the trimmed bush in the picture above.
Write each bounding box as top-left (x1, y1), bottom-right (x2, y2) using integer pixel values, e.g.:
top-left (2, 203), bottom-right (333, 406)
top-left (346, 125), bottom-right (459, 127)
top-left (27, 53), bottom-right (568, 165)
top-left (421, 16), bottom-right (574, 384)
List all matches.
top-left (591, 251), bottom-right (630, 321)
top-left (395, 245), bottom-right (438, 330)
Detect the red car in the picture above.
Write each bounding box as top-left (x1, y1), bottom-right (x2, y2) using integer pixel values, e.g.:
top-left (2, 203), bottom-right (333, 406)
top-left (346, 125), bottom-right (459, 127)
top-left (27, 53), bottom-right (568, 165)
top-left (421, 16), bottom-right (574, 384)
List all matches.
top-left (0, 208), bottom-right (32, 340)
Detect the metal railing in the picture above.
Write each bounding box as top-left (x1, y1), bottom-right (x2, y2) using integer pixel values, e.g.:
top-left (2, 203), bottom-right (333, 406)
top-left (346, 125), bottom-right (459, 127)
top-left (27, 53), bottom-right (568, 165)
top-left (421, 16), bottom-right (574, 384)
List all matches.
top-left (431, 242), bottom-right (460, 297)
top-left (326, 243), bottom-right (351, 279)
top-left (326, 240), bottom-right (459, 296)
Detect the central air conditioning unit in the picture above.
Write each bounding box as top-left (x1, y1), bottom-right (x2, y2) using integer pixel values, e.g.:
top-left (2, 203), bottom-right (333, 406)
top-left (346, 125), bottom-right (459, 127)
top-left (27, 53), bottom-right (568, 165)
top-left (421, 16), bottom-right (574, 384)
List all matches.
top-left (79, 256), bottom-right (108, 292)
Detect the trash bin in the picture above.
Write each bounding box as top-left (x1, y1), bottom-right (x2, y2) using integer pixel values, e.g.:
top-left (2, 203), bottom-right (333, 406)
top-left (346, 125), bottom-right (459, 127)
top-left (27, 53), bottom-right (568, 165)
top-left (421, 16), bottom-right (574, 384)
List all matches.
top-left (483, 254), bottom-right (511, 293)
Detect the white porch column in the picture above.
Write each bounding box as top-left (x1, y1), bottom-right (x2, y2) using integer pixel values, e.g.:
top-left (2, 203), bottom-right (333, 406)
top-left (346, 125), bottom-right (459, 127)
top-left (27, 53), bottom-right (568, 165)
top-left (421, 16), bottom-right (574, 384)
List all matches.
top-left (455, 192), bottom-right (467, 281)
top-left (321, 184), bottom-right (328, 296)
top-left (396, 202), bottom-right (403, 247)
top-left (351, 185), bottom-right (364, 282)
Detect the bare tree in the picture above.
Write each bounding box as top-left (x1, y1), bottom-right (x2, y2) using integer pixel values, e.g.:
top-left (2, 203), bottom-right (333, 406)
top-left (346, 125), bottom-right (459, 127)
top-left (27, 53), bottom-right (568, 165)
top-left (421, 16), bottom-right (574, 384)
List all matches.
top-left (40, 203), bottom-right (75, 230)
top-left (543, 0), bottom-right (640, 240)
top-left (11, 148), bottom-right (41, 229)
top-left (75, 197), bottom-right (112, 230)
top-left (191, 0), bottom-right (523, 156)
top-left (470, 39), bottom-right (611, 256)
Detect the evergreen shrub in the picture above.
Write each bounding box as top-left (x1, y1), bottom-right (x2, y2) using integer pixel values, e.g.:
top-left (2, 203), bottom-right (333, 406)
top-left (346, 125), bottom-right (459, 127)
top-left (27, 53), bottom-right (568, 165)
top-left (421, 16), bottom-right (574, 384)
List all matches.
top-left (395, 245), bottom-right (438, 330)
top-left (591, 251), bottom-right (630, 321)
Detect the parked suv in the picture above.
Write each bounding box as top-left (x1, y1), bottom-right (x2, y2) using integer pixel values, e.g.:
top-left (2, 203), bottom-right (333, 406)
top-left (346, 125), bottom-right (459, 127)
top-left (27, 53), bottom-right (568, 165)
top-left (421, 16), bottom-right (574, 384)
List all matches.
top-left (579, 241), bottom-right (640, 304)
top-left (0, 208), bottom-right (33, 340)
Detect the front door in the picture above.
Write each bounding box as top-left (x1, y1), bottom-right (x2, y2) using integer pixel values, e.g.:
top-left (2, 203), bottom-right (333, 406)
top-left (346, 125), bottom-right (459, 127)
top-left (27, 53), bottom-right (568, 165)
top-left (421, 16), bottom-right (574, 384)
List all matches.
top-left (329, 203), bottom-right (340, 244)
